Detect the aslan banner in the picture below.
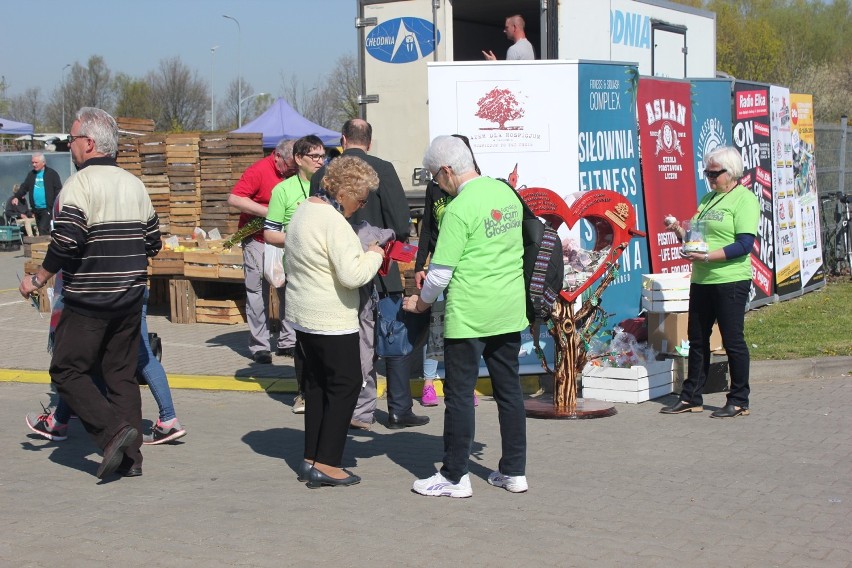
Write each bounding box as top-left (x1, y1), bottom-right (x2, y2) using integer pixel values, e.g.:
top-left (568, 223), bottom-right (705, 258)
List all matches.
top-left (790, 93), bottom-right (826, 290)
top-left (733, 81), bottom-right (775, 307)
top-left (636, 77), bottom-right (697, 274)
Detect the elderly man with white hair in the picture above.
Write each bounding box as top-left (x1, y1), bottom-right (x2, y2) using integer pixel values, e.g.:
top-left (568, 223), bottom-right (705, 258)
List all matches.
top-left (403, 135), bottom-right (529, 498)
top-left (12, 151), bottom-right (62, 235)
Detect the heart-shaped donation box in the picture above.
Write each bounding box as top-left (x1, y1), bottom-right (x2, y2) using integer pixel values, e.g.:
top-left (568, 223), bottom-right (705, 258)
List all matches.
top-left (519, 188), bottom-right (645, 303)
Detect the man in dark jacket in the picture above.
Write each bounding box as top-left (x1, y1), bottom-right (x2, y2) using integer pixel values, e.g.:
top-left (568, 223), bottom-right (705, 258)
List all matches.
top-left (311, 119), bottom-right (428, 430)
top-left (13, 152), bottom-right (62, 235)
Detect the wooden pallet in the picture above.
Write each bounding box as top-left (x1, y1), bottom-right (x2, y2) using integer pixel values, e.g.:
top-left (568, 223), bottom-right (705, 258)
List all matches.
top-left (195, 298), bottom-right (246, 325)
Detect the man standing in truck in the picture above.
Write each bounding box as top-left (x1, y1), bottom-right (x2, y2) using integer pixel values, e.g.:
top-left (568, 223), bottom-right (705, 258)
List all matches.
top-left (482, 15), bottom-right (535, 61)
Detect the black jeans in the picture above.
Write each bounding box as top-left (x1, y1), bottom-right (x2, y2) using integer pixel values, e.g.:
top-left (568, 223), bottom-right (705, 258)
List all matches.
top-left (297, 331), bottom-right (362, 466)
top-left (385, 351), bottom-right (415, 416)
top-left (441, 332), bottom-right (526, 483)
top-left (681, 280), bottom-right (751, 408)
top-left (33, 208), bottom-right (51, 235)
top-left (49, 307), bottom-right (144, 467)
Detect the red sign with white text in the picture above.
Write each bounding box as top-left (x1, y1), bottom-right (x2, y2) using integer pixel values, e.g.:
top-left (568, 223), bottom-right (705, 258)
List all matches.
top-left (637, 78), bottom-right (697, 273)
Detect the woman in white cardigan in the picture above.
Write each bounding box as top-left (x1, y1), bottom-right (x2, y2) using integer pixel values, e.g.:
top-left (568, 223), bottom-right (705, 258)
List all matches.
top-left (285, 156), bottom-right (385, 488)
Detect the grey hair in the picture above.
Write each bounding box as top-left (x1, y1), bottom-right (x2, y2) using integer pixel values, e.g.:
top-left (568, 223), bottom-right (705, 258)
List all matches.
top-left (75, 107), bottom-right (119, 156)
top-left (276, 138), bottom-right (295, 160)
top-left (704, 146), bottom-right (744, 179)
top-left (423, 135), bottom-right (476, 176)
top-left (31, 152), bottom-right (46, 164)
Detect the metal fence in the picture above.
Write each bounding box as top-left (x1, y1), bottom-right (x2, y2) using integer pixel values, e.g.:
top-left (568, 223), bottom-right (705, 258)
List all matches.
top-left (815, 116), bottom-right (851, 274)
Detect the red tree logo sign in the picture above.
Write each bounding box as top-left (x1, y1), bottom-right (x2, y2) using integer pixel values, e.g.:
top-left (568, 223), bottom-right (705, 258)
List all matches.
top-left (475, 87), bottom-right (525, 130)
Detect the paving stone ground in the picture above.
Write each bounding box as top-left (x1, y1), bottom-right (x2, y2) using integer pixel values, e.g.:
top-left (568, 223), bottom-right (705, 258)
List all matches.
top-left (1, 250), bottom-right (850, 567)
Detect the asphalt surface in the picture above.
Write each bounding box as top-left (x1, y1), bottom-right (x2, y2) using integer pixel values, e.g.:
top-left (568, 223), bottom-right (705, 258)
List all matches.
top-left (1, 247), bottom-right (850, 566)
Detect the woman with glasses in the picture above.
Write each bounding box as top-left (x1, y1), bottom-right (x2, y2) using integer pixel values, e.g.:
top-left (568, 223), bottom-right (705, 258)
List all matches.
top-left (284, 155), bottom-right (385, 488)
top-left (264, 135), bottom-right (327, 413)
top-left (660, 146), bottom-right (759, 418)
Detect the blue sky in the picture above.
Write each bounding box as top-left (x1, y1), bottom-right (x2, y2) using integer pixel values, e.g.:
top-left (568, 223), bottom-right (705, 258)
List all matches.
top-left (3, 0), bottom-right (355, 103)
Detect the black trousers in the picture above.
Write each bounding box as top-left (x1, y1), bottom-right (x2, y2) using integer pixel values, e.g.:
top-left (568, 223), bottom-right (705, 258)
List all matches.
top-left (33, 208), bottom-right (52, 235)
top-left (682, 280), bottom-right (751, 408)
top-left (50, 307), bottom-right (144, 467)
top-left (297, 330), bottom-right (362, 466)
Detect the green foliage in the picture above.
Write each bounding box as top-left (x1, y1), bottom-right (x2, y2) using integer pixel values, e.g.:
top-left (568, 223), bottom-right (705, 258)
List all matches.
top-left (744, 279), bottom-right (852, 359)
top-left (113, 74), bottom-right (156, 123)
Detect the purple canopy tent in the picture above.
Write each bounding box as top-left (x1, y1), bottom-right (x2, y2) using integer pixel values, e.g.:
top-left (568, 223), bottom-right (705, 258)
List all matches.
top-left (232, 98), bottom-right (341, 148)
top-left (0, 117), bottom-right (35, 135)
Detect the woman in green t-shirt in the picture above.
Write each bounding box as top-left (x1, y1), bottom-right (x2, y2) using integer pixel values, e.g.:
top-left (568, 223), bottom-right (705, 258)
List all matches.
top-left (660, 146), bottom-right (759, 419)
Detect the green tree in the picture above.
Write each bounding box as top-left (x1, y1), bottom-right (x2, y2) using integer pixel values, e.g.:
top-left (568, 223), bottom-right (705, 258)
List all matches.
top-left (114, 73), bottom-right (157, 122)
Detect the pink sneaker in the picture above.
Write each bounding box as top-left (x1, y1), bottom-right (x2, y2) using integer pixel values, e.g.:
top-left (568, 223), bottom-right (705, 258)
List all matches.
top-left (421, 384), bottom-right (439, 406)
top-left (474, 392), bottom-right (479, 407)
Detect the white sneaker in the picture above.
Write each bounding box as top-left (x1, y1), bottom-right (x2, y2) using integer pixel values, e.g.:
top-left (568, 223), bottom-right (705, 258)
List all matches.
top-left (412, 472), bottom-right (473, 498)
top-left (292, 394), bottom-right (305, 414)
top-left (487, 471), bottom-right (528, 493)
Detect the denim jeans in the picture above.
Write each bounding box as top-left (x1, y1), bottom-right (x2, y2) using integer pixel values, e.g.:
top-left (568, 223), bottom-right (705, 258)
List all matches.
top-left (440, 332), bottom-right (526, 483)
top-left (54, 288), bottom-right (176, 423)
top-left (681, 280), bottom-right (751, 408)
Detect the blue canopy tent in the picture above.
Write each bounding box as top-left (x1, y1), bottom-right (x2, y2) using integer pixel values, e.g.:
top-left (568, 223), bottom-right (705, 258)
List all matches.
top-left (0, 117), bottom-right (35, 135)
top-left (232, 98), bottom-right (341, 148)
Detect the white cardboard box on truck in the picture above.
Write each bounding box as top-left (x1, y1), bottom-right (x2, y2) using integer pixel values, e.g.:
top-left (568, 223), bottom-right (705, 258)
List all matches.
top-left (356, 0), bottom-right (716, 192)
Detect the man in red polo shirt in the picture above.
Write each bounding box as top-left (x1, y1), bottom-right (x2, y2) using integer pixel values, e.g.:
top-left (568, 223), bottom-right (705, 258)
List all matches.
top-left (227, 139), bottom-right (297, 363)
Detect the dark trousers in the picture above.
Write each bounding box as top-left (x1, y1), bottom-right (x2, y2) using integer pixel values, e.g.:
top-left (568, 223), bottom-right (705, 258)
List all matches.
top-left (441, 332), bottom-right (526, 483)
top-left (297, 330), bottom-right (362, 466)
top-left (682, 280), bottom-right (751, 408)
top-left (385, 351), bottom-right (415, 416)
top-left (33, 208), bottom-right (51, 235)
top-left (50, 307), bottom-right (144, 467)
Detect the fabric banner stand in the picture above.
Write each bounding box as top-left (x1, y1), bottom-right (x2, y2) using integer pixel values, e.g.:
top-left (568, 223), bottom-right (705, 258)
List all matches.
top-left (576, 63), bottom-right (648, 329)
top-left (689, 79), bottom-right (734, 202)
top-left (790, 93), bottom-right (826, 292)
top-left (770, 86), bottom-right (804, 300)
top-left (636, 77), bottom-right (697, 274)
top-left (733, 81), bottom-right (775, 309)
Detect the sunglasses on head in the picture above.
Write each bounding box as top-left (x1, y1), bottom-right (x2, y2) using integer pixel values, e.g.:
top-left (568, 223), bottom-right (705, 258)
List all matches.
top-left (703, 169), bottom-right (727, 180)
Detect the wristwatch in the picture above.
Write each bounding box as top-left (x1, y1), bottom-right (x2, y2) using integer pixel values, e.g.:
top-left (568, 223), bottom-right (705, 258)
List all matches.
top-left (703, 253), bottom-right (710, 263)
top-left (31, 274), bottom-right (42, 288)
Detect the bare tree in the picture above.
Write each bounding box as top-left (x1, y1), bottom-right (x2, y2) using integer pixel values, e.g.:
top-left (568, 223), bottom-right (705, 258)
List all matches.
top-left (216, 78), bottom-right (267, 130)
top-left (6, 87), bottom-right (43, 129)
top-left (278, 54), bottom-right (358, 131)
top-left (148, 57), bottom-right (209, 131)
top-left (43, 55), bottom-right (116, 130)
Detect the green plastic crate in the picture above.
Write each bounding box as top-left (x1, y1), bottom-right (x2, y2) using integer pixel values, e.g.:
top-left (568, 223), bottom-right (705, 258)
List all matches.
top-left (0, 225), bottom-right (22, 242)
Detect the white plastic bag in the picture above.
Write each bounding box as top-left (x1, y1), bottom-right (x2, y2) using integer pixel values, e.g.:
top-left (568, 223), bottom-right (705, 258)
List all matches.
top-left (263, 243), bottom-right (286, 288)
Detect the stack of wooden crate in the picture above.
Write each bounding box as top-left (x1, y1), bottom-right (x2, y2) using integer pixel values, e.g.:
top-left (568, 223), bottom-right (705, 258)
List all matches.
top-left (115, 118), bottom-right (155, 177)
top-left (199, 132), bottom-right (263, 235)
top-left (166, 133), bottom-right (202, 237)
top-left (138, 135), bottom-right (170, 234)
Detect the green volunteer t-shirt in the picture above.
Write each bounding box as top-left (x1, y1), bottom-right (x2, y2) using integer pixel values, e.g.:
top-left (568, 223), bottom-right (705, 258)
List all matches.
top-left (689, 184), bottom-right (759, 284)
top-left (430, 176), bottom-right (527, 339)
top-left (266, 175), bottom-right (311, 270)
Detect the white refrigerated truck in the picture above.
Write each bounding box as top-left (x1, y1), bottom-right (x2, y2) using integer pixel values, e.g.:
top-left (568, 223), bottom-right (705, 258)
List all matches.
top-left (356, 0), bottom-right (716, 192)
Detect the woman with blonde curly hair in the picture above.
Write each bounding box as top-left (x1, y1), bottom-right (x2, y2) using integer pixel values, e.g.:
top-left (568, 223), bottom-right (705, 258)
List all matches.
top-left (285, 156), bottom-right (386, 488)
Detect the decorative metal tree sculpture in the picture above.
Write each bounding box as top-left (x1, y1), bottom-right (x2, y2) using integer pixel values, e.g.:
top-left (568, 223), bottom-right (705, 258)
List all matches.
top-left (519, 188), bottom-right (646, 419)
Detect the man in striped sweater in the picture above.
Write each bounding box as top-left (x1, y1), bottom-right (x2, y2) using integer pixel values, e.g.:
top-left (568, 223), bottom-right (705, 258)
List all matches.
top-left (19, 107), bottom-right (162, 480)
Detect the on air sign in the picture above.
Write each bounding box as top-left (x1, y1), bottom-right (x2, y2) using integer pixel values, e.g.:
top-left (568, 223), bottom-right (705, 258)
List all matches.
top-left (365, 17), bottom-right (440, 64)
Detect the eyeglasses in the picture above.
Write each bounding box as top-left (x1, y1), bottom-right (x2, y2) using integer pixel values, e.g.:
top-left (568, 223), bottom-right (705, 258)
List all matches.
top-left (354, 195), bottom-right (368, 208)
top-left (68, 134), bottom-right (90, 144)
top-left (703, 169), bottom-right (727, 180)
top-left (301, 153), bottom-right (326, 162)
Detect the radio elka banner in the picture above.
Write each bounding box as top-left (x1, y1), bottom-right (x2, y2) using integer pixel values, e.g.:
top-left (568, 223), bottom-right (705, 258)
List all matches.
top-left (636, 77), bottom-right (697, 273)
top-left (770, 85), bottom-right (803, 298)
top-left (733, 82), bottom-right (775, 305)
top-left (790, 93), bottom-right (825, 288)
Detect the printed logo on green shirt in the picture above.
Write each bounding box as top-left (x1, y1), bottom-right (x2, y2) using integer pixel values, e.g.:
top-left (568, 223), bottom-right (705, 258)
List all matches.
top-left (433, 195), bottom-right (452, 226)
top-left (483, 204), bottom-right (521, 238)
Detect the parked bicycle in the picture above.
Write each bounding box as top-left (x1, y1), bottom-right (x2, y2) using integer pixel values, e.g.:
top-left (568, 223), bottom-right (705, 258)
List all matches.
top-left (820, 192), bottom-right (851, 276)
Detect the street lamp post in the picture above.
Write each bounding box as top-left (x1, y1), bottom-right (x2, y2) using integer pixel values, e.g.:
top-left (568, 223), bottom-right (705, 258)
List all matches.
top-left (61, 64), bottom-right (70, 133)
top-left (222, 14), bottom-right (242, 127)
top-left (210, 46), bottom-right (219, 131)
top-left (239, 92), bottom-right (268, 126)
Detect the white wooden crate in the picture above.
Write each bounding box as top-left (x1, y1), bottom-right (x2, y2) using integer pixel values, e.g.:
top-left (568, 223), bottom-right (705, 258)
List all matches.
top-left (581, 360), bottom-right (674, 403)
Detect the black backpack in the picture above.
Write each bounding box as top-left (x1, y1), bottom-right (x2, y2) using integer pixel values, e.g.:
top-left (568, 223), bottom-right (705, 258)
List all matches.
top-left (512, 189), bottom-right (564, 369)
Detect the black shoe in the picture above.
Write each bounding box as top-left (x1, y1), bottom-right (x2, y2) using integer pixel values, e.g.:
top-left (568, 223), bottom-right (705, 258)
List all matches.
top-left (387, 411), bottom-right (430, 429)
top-left (306, 467), bottom-right (361, 488)
top-left (660, 401), bottom-right (704, 414)
top-left (276, 347), bottom-right (295, 357)
top-left (117, 467), bottom-right (143, 477)
top-left (97, 425), bottom-right (138, 479)
top-left (252, 350), bottom-right (272, 364)
top-left (297, 460), bottom-right (312, 482)
top-left (710, 404), bottom-right (750, 418)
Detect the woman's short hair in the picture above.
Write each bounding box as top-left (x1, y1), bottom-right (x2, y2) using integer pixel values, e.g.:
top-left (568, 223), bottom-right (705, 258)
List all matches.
top-left (293, 135), bottom-right (324, 157)
top-left (323, 156), bottom-right (379, 200)
top-left (704, 146), bottom-right (744, 179)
